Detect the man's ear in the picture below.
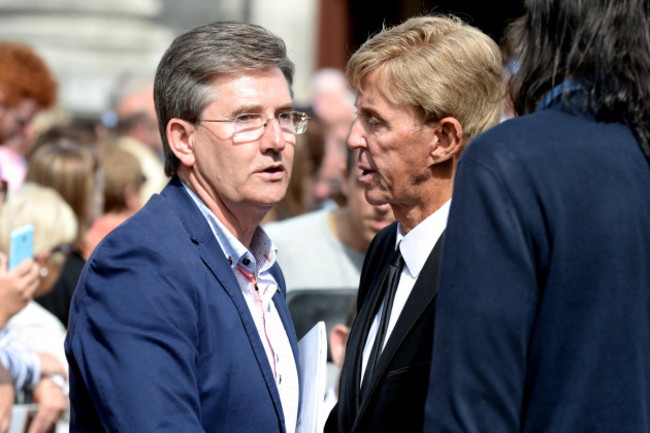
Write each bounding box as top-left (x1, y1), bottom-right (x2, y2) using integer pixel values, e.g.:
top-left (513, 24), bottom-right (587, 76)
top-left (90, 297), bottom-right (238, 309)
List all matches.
top-left (430, 117), bottom-right (463, 164)
top-left (166, 118), bottom-right (196, 168)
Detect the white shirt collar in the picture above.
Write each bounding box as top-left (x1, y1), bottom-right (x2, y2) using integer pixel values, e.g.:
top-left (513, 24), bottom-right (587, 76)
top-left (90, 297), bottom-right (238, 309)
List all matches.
top-left (395, 200), bottom-right (450, 279)
top-left (181, 181), bottom-right (277, 275)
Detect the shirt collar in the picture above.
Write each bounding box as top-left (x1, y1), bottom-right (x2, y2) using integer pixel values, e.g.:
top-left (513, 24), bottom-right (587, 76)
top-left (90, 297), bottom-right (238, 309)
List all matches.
top-left (535, 78), bottom-right (582, 111)
top-left (181, 182), bottom-right (277, 275)
top-left (395, 199), bottom-right (450, 279)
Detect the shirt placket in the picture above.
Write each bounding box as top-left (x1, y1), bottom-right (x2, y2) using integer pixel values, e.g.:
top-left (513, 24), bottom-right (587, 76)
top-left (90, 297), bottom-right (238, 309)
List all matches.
top-left (236, 263), bottom-right (278, 380)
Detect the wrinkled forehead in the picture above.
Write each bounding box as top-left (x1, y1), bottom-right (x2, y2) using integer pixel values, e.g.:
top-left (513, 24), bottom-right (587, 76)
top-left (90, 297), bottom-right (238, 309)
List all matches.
top-left (200, 66), bottom-right (294, 115)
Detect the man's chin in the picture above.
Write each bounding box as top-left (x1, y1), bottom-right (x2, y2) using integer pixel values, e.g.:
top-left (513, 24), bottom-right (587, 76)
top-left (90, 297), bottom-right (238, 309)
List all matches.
top-left (364, 190), bottom-right (388, 207)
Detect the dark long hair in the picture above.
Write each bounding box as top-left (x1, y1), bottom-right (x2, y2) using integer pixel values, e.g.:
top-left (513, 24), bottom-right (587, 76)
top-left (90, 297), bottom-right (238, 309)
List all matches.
top-left (503, 0), bottom-right (650, 164)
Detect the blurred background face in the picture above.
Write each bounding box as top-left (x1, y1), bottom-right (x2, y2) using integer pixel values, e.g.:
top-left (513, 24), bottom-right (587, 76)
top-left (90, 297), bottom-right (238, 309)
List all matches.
top-left (344, 164), bottom-right (394, 245)
top-left (0, 98), bottom-right (37, 150)
top-left (116, 85), bottom-right (161, 152)
top-left (312, 131), bottom-right (345, 206)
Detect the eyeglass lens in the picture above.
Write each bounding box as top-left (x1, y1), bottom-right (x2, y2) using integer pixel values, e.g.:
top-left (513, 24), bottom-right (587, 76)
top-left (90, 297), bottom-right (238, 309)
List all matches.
top-left (233, 112), bottom-right (308, 142)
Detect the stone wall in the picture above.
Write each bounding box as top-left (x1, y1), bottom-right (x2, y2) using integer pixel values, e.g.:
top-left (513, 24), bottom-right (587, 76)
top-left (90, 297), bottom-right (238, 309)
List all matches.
top-left (0, 0), bottom-right (317, 118)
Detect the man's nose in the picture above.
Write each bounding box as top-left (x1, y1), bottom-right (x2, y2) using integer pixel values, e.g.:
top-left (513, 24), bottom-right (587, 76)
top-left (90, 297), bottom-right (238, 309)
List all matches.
top-left (260, 117), bottom-right (287, 152)
top-left (347, 118), bottom-right (365, 150)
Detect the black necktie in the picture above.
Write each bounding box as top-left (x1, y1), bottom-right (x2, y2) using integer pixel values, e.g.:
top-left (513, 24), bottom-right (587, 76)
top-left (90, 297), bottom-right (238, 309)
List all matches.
top-left (361, 246), bottom-right (404, 397)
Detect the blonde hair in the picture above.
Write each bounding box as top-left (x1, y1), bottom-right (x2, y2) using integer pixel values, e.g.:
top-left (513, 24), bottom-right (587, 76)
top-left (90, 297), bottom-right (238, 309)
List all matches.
top-left (0, 183), bottom-right (77, 257)
top-left (347, 15), bottom-right (504, 144)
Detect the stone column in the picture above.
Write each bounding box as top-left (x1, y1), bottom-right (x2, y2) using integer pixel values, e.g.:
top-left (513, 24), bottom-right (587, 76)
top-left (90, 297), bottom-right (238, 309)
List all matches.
top-left (0, 0), bottom-right (173, 117)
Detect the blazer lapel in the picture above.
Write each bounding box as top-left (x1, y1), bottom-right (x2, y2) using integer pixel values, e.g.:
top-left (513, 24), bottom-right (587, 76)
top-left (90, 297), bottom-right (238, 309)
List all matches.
top-left (351, 260), bottom-right (395, 407)
top-left (341, 229), bottom-right (397, 410)
top-left (358, 232), bottom-right (445, 413)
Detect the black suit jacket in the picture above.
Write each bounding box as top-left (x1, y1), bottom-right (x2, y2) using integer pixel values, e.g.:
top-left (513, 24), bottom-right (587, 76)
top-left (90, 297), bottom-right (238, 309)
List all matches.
top-left (325, 222), bottom-right (444, 433)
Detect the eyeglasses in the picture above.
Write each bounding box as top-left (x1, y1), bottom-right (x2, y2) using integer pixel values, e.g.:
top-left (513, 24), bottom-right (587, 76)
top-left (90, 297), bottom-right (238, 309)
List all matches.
top-left (198, 111), bottom-right (310, 143)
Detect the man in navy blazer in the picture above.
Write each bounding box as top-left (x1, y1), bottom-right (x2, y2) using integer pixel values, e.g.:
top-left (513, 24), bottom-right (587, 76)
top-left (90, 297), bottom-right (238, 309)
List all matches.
top-left (425, 0), bottom-right (650, 431)
top-left (65, 22), bottom-right (311, 432)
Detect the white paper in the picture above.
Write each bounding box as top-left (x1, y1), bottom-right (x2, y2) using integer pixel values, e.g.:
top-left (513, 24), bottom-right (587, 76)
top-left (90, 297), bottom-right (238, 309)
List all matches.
top-left (296, 321), bottom-right (327, 433)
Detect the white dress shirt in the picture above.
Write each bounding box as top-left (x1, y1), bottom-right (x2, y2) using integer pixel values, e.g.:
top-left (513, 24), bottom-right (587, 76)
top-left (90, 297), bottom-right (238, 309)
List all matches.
top-left (360, 200), bottom-right (450, 384)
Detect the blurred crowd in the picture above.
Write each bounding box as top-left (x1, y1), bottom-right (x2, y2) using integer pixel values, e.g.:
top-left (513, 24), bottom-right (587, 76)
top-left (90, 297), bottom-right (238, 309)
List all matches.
top-left (0, 29), bottom-right (513, 430)
top-left (2, 0), bottom-right (648, 430)
top-left (0, 39), bottom-right (397, 432)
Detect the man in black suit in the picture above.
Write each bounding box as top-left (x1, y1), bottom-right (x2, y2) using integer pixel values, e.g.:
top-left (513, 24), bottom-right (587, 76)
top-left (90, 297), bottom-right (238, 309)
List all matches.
top-left (324, 15), bottom-right (504, 433)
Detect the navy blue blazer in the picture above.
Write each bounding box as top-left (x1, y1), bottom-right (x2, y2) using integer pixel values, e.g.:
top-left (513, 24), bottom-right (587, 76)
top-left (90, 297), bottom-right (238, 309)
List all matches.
top-left (425, 97), bottom-right (650, 432)
top-left (65, 177), bottom-right (300, 432)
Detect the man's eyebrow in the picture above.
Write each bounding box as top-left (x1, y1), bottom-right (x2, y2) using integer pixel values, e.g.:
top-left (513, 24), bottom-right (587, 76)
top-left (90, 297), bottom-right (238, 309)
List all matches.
top-left (230, 104), bottom-right (264, 116)
top-left (275, 102), bottom-right (296, 113)
top-left (357, 105), bottom-right (383, 120)
top-left (229, 103), bottom-right (295, 116)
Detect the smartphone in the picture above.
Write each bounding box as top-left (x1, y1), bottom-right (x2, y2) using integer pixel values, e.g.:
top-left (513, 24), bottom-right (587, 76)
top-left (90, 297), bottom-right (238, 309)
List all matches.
top-left (8, 224), bottom-right (34, 270)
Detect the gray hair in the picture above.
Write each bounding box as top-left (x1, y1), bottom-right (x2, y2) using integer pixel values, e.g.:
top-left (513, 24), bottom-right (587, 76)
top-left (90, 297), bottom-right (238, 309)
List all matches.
top-left (154, 21), bottom-right (295, 176)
